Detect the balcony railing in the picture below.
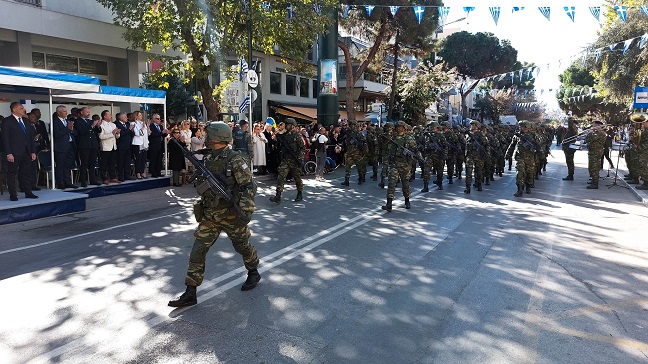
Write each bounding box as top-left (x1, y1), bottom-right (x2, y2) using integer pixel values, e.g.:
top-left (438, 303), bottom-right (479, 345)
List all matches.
top-left (16, 0), bottom-right (42, 6)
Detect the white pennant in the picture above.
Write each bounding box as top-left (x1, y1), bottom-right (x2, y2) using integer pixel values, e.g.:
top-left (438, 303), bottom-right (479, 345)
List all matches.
top-left (623, 38), bottom-right (634, 55)
top-left (389, 6), bottom-right (399, 17)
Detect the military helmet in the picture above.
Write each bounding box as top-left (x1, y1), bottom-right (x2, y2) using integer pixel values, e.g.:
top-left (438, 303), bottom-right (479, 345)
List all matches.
top-left (428, 121), bottom-right (440, 129)
top-left (285, 118), bottom-right (297, 126)
top-left (469, 120), bottom-right (481, 127)
top-left (384, 122), bottom-right (394, 129)
top-left (205, 121), bottom-right (232, 143)
top-left (396, 121), bottom-right (407, 128)
top-left (349, 120), bottom-right (358, 127)
top-left (518, 120), bottom-right (530, 128)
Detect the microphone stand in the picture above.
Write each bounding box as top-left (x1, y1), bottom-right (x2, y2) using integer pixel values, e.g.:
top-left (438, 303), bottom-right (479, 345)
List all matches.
top-left (607, 144), bottom-right (629, 189)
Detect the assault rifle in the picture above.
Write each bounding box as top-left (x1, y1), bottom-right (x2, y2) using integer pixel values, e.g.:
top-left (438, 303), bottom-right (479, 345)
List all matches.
top-left (170, 138), bottom-right (246, 220)
top-left (465, 131), bottom-right (488, 155)
top-left (515, 132), bottom-right (553, 157)
top-left (275, 132), bottom-right (304, 168)
top-left (423, 132), bottom-right (443, 153)
top-left (385, 135), bottom-right (428, 167)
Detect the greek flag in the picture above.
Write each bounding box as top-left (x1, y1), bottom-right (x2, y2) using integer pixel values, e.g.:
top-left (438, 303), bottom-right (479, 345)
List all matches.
top-left (640, 34), bottom-right (648, 50)
top-left (239, 95), bottom-right (250, 114)
top-left (240, 58), bottom-right (248, 82)
top-left (365, 5), bottom-right (375, 17)
top-left (641, 6), bottom-right (648, 19)
top-left (463, 7), bottom-right (475, 16)
top-left (615, 5), bottom-right (627, 23)
top-left (512, 7), bottom-right (525, 13)
top-left (414, 6), bottom-right (424, 24)
top-left (539, 7), bottom-right (551, 21)
top-left (564, 6), bottom-right (576, 22)
top-left (489, 7), bottom-right (500, 25)
top-left (623, 38), bottom-right (634, 55)
top-left (590, 6), bottom-right (601, 21)
top-left (389, 6), bottom-right (399, 17)
top-left (593, 48), bottom-right (602, 62)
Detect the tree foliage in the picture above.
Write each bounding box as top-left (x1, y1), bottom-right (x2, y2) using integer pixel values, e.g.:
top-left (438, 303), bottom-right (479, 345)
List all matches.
top-left (398, 62), bottom-right (457, 125)
top-left (141, 71), bottom-right (193, 120)
top-left (97, 0), bottom-right (337, 119)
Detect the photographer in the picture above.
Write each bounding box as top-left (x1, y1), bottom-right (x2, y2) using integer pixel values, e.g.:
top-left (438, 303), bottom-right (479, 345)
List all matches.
top-left (311, 127), bottom-right (328, 181)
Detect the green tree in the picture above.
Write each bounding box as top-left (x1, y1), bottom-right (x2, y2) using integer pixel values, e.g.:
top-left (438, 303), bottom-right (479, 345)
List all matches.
top-left (97, 0), bottom-right (338, 119)
top-left (438, 31), bottom-right (518, 118)
top-left (398, 61), bottom-right (457, 125)
top-left (141, 71), bottom-right (193, 120)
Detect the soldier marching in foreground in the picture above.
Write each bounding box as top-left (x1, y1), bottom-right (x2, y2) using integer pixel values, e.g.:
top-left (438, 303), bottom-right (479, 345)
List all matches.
top-left (169, 122), bottom-right (260, 308)
top-left (382, 121), bottom-right (418, 212)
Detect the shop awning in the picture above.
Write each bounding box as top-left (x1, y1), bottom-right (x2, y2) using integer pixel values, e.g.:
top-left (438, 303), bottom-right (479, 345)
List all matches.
top-left (274, 105), bottom-right (317, 122)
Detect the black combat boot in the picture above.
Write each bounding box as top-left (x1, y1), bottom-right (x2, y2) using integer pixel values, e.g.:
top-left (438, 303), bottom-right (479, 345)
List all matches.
top-left (269, 191), bottom-right (282, 204)
top-left (358, 175), bottom-right (365, 185)
top-left (404, 197), bottom-right (411, 209)
top-left (586, 184), bottom-right (599, 190)
top-left (464, 185), bottom-right (471, 194)
top-left (341, 177), bottom-right (350, 186)
top-left (381, 198), bottom-right (393, 212)
top-left (477, 183), bottom-right (483, 192)
top-left (436, 181), bottom-right (443, 190)
top-left (241, 269), bottom-right (261, 291)
top-left (448, 177), bottom-right (453, 184)
top-left (457, 173), bottom-right (462, 180)
top-left (294, 191), bottom-right (303, 201)
top-left (421, 181), bottom-right (429, 192)
top-left (526, 184), bottom-right (532, 194)
top-left (168, 285), bottom-right (197, 307)
top-left (378, 176), bottom-right (385, 189)
top-left (371, 172), bottom-right (378, 181)
top-left (485, 179), bottom-right (490, 186)
top-left (514, 184), bottom-right (523, 197)
top-left (562, 175), bottom-right (574, 181)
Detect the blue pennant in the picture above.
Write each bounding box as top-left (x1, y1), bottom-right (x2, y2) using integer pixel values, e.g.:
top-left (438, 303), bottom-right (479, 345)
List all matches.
top-left (538, 7), bottom-right (550, 21)
top-left (564, 7), bottom-right (576, 22)
top-left (261, 2), bottom-right (271, 12)
top-left (463, 7), bottom-right (475, 16)
top-left (594, 48), bottom-right (602, 62)
top-left (615, 5), bottom-right (627, 23)
top-left (640, 34), bottom-right (648, 49)
top-left (512, 7), bottom-right (525, 13)
top-left (287, 4), bottom-right (295, 22)
top-left (589, 6), bottom-right (601, 21)
top-left (623, 39), bottom-right (634, 55)
top-left (489, 7), bottom-right (501, 26)
top-left (414, 6), bottom-right (425, 24)
top-left (365, 5), bottom-right (375, 17)
top-left (341, 5), bottom-right (349, 19)
top-left (641, 6), bottom-right (648, 19)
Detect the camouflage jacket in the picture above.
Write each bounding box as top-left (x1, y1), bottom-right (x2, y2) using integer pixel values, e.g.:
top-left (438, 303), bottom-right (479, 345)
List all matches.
top-left (585, 129), bottom-right (607, 154)
top-left (276, 129), bottom-right (306, 164)
top-left (201, 147), bottom-right (256, 213)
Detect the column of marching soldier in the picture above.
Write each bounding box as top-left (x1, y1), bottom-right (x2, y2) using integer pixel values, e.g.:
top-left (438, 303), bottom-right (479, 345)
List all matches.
top-left (318, 118), bottom-right (556, 210)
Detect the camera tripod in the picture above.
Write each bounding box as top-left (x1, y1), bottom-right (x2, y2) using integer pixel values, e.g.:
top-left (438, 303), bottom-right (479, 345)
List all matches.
top-left (606, 144), bottom-right (629, 190)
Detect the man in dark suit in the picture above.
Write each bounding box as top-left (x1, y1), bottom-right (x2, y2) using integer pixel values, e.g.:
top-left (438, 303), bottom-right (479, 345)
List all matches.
top-left (114, 112), bottom-right (134, 181)
top-left (2, 102), bottom-right (38, 201)
top-left (74, 106), bottom-right (101, 187)
top-left (148, 114), bottom-right (168, 177)
top-left (52, 105), bottom-right (78, 189)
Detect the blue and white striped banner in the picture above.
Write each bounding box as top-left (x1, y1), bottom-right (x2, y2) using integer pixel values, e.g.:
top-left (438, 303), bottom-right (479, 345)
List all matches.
top-left (564, 6), bottom-right (576, 22)
top-left (539, 7), bottom-right (551, 21)
top-left (489, 7), bottom-right (500, 25)
top-left (240, 58), bottom-right (248, 82)
top-left (239, 95), bottom-right (250, 114)
top-left (589, 6), bottom-right (601, 21)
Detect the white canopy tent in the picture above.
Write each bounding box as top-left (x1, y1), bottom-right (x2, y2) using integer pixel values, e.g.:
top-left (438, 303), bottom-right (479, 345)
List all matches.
top-left (0, 66), bottom-right (101, 189)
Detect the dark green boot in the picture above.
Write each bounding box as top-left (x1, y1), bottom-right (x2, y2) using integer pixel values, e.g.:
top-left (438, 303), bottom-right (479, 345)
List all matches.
top-left (526, 184), bottom-right (532, 194)
top-left (341, 177), bottom-right (350, 186)
top-left (294, 191), bottom-right (303, 201)
top-left (378, 176), bottom-right (385, 188)
top-left (421, 182), bottom-right (429, 192)
top-left (168, 285), bottom-right (197, 307)
top-left (514, 184), bottom-right (523, 197)
top-left (241, 269), bottom-right (261, 291)
top-left (404, 197), bottom-right (411, 209)
top-left (269, 191), bottom-right (281, 204)
top-left (381, 198), bottom-right (393, 212)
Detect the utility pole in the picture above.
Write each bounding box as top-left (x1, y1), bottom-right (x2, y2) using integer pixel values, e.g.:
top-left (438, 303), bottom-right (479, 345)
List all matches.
top-left (317, 7), bottom-right (339, 128)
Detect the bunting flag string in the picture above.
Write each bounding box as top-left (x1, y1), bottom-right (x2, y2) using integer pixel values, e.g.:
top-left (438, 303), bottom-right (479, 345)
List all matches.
top-left (564, 6), bottom-right (576, 22)
top-left (589, 6), bottom-right (601, 21)
top-left (365, 5), bottom-right (375, 17)
top-left (489, 7), bottom-right (501, 25)
top-left (615, 5), bottom-right (627, 23)
top-left (539, 6), bottom-right (551, 21)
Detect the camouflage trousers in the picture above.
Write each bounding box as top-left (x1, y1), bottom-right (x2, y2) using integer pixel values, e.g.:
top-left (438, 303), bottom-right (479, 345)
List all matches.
top-left (636, 149), bottom-right (648, 180)
top-left (366, 153), bottom-right (378, 176)
top-left (515, 157), bottom-right (536, 186)
top-left (422, 156), bottom-right (445, 184)
top-left (381, 161), bottom-right (390, 178)
top-left (344, 151), bottom-right (366, 179)
top-left (445, 154), bottom-right (456, 179)
top-left (186, 209), bottom-right (258, 286)
top-left (276, 161), bottom-right (303, 193)
top-left (588, 149), bottom-right (603, 186)
top-left (387, 162), bottom-right (412, 199)
top-left (625, 148), bottom-right (639, 177)
top-left (455, 154), bottom-right (465, 177)
top-left (464, 156), bottom-right (484, 188)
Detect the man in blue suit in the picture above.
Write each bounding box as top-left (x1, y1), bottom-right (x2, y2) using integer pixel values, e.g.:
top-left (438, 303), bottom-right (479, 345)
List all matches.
top-left (114, 112), bottom-right (134, 181)
top-left (74, 106), bottom-right (101, 187)
top-left (2, 102), bottom-right (38, 201)
top-left (52, 105), bottom-right (78, 189)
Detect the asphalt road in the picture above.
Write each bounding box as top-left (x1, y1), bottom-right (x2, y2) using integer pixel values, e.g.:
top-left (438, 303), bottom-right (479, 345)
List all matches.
top-left (1, 146), bottom-right (647, 364)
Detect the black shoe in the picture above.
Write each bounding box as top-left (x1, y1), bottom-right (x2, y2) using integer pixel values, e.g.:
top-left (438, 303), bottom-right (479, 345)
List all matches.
top-left (25, 193), bottom-right (38, 199)
top-left (31, 186), bottom-right (41, 191)
top-left (586, 185), bottom-right (599, 189)
top-left (294, 191), bottom-right (303, 202)
top-left (477, 185), bottom-right (483, 192)
top-left (381, 197), bottom-right (393, 212)
top-left (168, 286), bottom-right (197, 307)
top-left (562, 176), bottom-right (574, 181)
top-left (464, 187), bottom-right (470, 194)
top-left (404, 198), bottom-right (411, 209)
top-left (65, 184), bottom-right (78, 189)
top-left (269, 194), bottom-right (281, 204)
top-left (241, 269), bottom-right (261, 291)
top-left (81, 182), bottom-right (88, 187)
top-left (10, 195), bottom-right (18, 201)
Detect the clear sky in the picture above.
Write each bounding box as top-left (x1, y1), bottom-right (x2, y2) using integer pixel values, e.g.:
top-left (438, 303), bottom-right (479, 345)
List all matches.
top-left (440, 0), bottom-right (604, 110)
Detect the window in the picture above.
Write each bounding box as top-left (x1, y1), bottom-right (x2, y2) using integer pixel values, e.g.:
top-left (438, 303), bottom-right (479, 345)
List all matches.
top-left (47, 54), bottom-right (79, 73)
top-left (32, 52), bottom-right (109, 77)
top-left (32, 52), bottom-right (45, 69)
top-left (300, 78), bottom-right (309, 98)
top-left (312, 80), bottom-right (318, 98)
top-left (80, 58), bottom-right (108, 76)
top-left (270, 72), bottom-right (281, 94)
top-left (286, 75), bottom-right (296, 96)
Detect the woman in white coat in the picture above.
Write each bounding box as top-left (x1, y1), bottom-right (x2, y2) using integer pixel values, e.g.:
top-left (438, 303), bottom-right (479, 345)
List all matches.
top-left (251, 124), bottom-right (268, 174)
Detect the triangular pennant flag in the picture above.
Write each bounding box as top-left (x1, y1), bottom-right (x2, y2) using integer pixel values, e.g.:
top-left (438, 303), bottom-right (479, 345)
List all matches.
top-left (438, 6), bottom-right (450, 24)
top-left (490, 7), bottom-right (501, 25)
top-left (314, 4), bottom-right (322, 15)
top-left (261, 2), bottom-right (271, 12)
top-left (498, 74), bottom-right (506, 82)
top-left (623, 38), bottom-right (634, 55)
top-left (593, 48), bottom-right (602, 62)
top-left (615, 5), bottom-right (627, 23)
top-left (641, 6), bottom-right (648, 18)
top-left (512, 7), bottom-right (525, 13)
top-left (540, 89), bottom-right (545, 95)
top-left (518, 69), bottom-right (524, 80)
top-left (609, 43), bottom-right (617, 52)
top-left (581, 50), bottom-right (588, 67)
top-left (287, 4), bottom-right (295, 21)
top-left (510, 72), bottom-right (514, 83)
top-left (539, 7), bottom-right (551, 21)
top-left (414, 6), bottom-right (425, 24)
top-left (564, 6), bottom-right (576, 22)
top-left (640, 34), bottom-right (648, 49)
top-left (341, 5), bottom-right (349, 19)
top-left (464, 7), bottom-right (475, 16)
top-left (580, 87), bottom-right (585, 95)
top-left (389, 6), bottom-right (399, 17)
top-left (242, 0), bottom-right (249, 14)
top-left (240, 58), bottom-right (248, 81)
top-left (365, 5), bottom-right (375, 17)
top-left (589, 6), bottom-right (601, 21)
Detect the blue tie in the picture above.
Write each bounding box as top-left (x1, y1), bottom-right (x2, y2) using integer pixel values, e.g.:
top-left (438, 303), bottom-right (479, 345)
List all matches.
top-left (18, 118), bottom-right (26, 133)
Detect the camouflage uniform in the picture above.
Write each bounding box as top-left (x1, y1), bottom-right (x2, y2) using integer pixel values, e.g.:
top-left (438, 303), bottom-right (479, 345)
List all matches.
top-left (505, 121), bottom-right (537, 197)
top-left (464, 120), bottom-right (488, 193)
top-left (453, 125), bottom-right (466, 179)
top-left (562, 119), bottom-right (579, 180)
top-left (378, 123), bottom-right (394, 188)
top-left (382, 121), bottom-right (417, 211)
top-left (635, 120), bottom-right (648, 189)
top-left (341, 121), bottom-right (368, 185)
top-left (365, 124), bottom-right (379, 180)
top-left (169, 121), bottom-right (260, 308)
top-left (420, 123), bottom-right (448, 191)
top-left (481, 126), bottom-right (496, 185)
top-left (271, 118), bottom-right (305, 202)
top-left (585, 123), bottom-right (607, 189)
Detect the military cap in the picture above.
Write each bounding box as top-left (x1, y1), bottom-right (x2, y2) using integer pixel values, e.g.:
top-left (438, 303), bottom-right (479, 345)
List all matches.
top-left (349, 120), bottom-right (358, 126)
top-left (518, 120), bottom-right (530, 127)
top-left (204, 121), bottom-right (233, 143)
top-left (469, 120), bottom-right (481, 127)
top-left (285, 118), bottom-right (297, 126)
top-left (439, 121), bottom-right (449, 128)
top-left (384, 122), bottom-right (394, 129)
